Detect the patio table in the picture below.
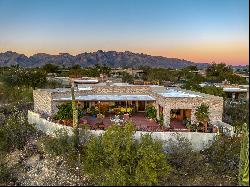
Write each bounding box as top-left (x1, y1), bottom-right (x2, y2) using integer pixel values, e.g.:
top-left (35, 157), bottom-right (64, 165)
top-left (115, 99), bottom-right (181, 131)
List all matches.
top-left (111, 118), bottom-right (124, 124)
top-left (110, 115), bottom-right (124, 125)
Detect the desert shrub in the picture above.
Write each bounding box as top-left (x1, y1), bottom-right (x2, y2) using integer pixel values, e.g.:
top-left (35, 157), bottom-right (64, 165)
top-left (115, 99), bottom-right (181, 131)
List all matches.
top-left (162, 134), bottom-right (241, 186)
top-left (0, 162), bottom-right (17, 186)
top-left (202, 135), bottom-right (241, 183)
top-left (84, 121), bottom-right (170, 186)
top-left (163, 135), bottom-right (209, 185)
top-left (0, 110), bottom-right (37, 154)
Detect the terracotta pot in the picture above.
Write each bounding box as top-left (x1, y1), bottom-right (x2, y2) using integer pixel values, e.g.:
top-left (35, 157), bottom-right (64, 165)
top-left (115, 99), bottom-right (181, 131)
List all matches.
top-left (63, 120), bottom-right (67, 125)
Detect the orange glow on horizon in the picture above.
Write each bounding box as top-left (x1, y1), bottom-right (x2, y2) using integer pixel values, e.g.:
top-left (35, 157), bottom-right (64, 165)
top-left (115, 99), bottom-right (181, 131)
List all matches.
top-left (1, 43), bottom-right (248, 66)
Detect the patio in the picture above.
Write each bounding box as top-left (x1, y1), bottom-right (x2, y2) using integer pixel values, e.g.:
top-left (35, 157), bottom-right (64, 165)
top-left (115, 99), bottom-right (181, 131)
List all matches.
top-left (79, 112), bottom-right (189, 132)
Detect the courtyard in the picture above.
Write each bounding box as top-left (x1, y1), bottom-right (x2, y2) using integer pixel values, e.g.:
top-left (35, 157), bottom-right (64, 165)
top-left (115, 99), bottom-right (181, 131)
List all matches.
top-left (57, 112), bottom-right (190, 132)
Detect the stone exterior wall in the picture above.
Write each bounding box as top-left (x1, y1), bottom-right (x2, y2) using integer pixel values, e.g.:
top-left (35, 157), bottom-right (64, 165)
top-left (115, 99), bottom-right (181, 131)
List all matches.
top-left (151, 91), bottom-right (223, 127)
top-left (91, 85), bottom-right (152, 94)
top-left (33, 86), bottom-right (224, 125)
top-left (34, 86), bottom-right (153, 116)
top-left (33, 89), bottom-right (53, 116)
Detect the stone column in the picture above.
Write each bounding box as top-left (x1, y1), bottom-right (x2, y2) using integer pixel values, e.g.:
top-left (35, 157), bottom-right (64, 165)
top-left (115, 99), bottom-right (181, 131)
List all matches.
top-left (156, 104), bottom-right (160, 119)
top-left (51, 101), bottom-right (58, 116)
top-left (163, 107), bottom-right (170, 127)
top-left (191, 108), bottom-right (196, 124)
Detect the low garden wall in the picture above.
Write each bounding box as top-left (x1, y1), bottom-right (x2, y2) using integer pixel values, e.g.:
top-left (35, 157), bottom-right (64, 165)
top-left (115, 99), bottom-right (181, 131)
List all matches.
top-left (28, 110), bottom-right (74, 136)
top-left (28, 110), bottom-right (217, 151)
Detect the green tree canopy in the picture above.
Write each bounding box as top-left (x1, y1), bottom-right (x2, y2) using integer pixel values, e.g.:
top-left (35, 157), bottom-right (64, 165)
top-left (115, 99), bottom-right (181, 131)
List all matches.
top-left (42, 64), bottom-right (59, 73)
top-left (121, 72), bottom-right (134, 83)
top-left (1, 67), bottom-right (47, 89)
top-left (205, 63), bottom-right (247, 84)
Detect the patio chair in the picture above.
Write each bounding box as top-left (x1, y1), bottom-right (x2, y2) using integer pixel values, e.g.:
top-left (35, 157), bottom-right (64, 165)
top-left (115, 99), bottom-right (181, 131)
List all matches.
top-left (79, 118), bottom-right (87, 124)
top-left (98, 124), bottom-right (105, 130)
top-left (123, 113), bottom-right (130, 120)
top-left (90, 124), bottom-right (98, 130)
top-left (137, 127), bottom-right (144, 131)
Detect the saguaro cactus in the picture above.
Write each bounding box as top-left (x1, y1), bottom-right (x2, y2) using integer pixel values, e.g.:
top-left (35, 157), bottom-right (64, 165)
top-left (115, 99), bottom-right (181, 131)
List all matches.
top-left (71, 82), bottom-right (78, 128)
top-left (238, 123), bottom-right (249, 186)
top-left (71, 81), bottom-right (81, 185)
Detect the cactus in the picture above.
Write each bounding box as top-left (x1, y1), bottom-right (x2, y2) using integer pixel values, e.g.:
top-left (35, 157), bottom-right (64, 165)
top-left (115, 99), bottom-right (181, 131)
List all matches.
top-left (71, 82), bottom-right (81, 185)
top-left (238, 123), bottom-right (249, 186)
top-left (71, 83), bottom-right (78, 129)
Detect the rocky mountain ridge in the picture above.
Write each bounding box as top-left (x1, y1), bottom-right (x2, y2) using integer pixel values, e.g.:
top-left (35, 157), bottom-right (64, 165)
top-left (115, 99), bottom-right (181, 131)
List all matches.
top-left (0, 50), bottom-right (209, 69)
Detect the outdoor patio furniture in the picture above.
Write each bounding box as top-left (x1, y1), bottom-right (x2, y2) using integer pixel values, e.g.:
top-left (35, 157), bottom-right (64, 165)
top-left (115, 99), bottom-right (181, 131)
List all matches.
top-left (146, 125), bottom-right (159, 132)
top-left (79, 118), bottom-right (87, 124)
top-left (90, 124), bottom-right (98, 130)
top-left (110, 115), bottom-right (124, 125)
top-left (97, 123), bottom-right (105, 130)
top-left (103, 118), bottom-right (111, 126)
top-left (124, 113), bottom-right (130, 120)
top-left (110, 118), bottom-right (124, 125)
top-left (97, 113), bottom-right (105, 119)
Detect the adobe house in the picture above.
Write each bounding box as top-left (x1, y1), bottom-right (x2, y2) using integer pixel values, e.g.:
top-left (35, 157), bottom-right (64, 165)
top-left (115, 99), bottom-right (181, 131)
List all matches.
top-left (33, 83), bottom-right (223, 128)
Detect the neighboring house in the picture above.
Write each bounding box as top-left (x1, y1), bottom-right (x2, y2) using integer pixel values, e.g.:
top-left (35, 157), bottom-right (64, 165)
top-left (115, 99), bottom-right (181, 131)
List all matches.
top-left (110, 68), bottom-right (144, 78)
top-left (46, 77), bottom-right (100, 87)
top-left (46, 76), bottom-right (71, 87)
top-left (214, 81), bottom-right (249, 101)
top-left (223, 86), bottom-right (249, 101)
top-left (33, 83), bottom-right (223, 128)
top-left (234, 73), bottom-right (249, 83)
top-left (199, 81), bottom-right (249, 101)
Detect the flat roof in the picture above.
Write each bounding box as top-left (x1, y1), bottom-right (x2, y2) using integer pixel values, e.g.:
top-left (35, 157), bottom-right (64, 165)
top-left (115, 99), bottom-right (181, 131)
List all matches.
top-left (74, 79), bottom-right (99, 83)
top-left (157, 88), bottom-right (202, 98)
top-left (37, 85), bottom-right (218, 98)
top-left (53, 94), bottom-right (156, 101)
top-left (210, 120), bottom-right (233, 130)
top-left (78, 87), bottom-right (93, 91)
top-left (223, 88), bottom-right (248, 92)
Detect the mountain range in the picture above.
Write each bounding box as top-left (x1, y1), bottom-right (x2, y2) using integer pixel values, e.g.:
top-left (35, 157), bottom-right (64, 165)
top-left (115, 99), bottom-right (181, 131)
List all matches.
top-left (0, 50), bottom-right (209, 69)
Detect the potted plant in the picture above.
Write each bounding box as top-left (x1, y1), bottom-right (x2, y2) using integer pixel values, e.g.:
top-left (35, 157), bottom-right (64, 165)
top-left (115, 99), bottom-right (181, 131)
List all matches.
top-left (186, 123), bottom-right (198, 132)
top-left (183, 117), bottom-right (191, 127)
top-left (53, 102), bottom-right (85, 122)
top-left (90, 106), bottom-right (97, 118)
top-left (145, 106), bottom-right (157, 120)
top-left (156, 114), bottom-right (164, 127)
top-left (194, 103), bottom-right (210, 133)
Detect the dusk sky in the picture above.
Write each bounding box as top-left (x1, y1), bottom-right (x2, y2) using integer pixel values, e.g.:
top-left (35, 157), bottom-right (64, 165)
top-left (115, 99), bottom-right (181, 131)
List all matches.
top-left (0, 0), bottom-right (249, 65)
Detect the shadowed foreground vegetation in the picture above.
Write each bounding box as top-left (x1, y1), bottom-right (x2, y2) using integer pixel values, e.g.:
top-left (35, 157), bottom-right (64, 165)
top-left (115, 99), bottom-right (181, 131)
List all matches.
top-left (0, 105), bottom-right (245, 186)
